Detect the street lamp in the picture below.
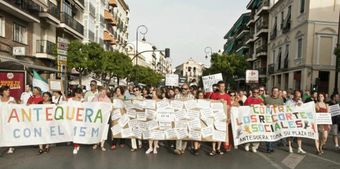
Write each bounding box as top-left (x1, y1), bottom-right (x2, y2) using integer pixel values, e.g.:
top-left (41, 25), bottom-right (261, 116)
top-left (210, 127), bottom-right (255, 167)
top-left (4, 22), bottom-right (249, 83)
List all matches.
top-left (205, 47), bottom-right (213, 59)
top-left (136, 25), bottom-right (148, 65)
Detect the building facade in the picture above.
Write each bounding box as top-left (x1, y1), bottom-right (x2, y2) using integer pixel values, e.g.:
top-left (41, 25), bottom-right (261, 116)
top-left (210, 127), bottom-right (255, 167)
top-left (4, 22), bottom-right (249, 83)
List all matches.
top-left (174, 58), bottom-right (204, 83)
top-left (267, 0), bottom-right (340, 94)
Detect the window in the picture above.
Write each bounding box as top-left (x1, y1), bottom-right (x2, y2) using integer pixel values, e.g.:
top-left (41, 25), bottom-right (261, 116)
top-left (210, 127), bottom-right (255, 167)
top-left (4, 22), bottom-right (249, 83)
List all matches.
top-left (0, 16), bottom-right (4, 37)
top-left (275, 16), bottom-right (278, 30)
top-left (280, 11), bottom-right (284, 30)
top-left (13, 23), bottom-right (27, 44)
top-left (300, 0), bottom-right (305, 13)
top-left (297, 38), bottom-right (302, 58)
top-left (273, 49), bottom-right (276, 63)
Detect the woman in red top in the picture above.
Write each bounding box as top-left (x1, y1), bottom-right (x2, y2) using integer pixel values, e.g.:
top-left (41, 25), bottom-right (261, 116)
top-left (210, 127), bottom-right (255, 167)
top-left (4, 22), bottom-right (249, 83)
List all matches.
top-left (243, 88), bottom-right (263, 153)
top-left (315, 93), bottom-right (330, 155)
top-left (27, 87), bottom-right (43, 105)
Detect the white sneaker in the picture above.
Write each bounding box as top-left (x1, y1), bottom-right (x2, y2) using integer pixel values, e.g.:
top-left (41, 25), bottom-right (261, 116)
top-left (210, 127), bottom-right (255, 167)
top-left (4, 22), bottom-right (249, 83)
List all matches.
top-left (145, 148), bottom-right (153, 154)
top-left (245, 144), bottom-right (250, 152)
top-left (289, 146), bottom-right (293, 153)
top-left (297, 148), bottom-right (306, 154)
top-left (7, 148), bottom-right (14, 154)
top-left (73, 148), bottom-right (78, 155)
top-left (153, 148), bottom-right (158, 154)
top-left (251, 147), bottom-right (257, 153)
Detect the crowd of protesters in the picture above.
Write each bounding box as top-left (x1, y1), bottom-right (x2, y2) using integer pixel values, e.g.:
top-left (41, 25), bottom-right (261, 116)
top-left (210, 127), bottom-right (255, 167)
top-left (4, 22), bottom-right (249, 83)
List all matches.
top-left (1, 80), bottom-right (340, 156)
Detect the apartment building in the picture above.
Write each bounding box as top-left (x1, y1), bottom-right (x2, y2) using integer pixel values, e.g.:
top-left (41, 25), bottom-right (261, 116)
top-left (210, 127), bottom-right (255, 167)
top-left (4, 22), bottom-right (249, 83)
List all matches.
top-left (267, 0), bottom-right (340, 94)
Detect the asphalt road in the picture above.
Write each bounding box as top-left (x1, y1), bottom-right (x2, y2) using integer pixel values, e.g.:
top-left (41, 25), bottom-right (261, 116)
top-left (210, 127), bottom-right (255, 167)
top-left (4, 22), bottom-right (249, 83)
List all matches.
top-left (1, 139), bottom-right (340, 169)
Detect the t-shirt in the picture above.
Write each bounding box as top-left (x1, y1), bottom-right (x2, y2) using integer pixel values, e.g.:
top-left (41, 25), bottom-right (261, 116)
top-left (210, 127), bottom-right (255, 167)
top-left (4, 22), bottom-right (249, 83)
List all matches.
top-left (20, 91), bottom-right (32, 104)
top-left (27, 95), bottom-right (43, 105)
top-left (244, 96), bottom-right (263, 106)
top-left (265, 96), bottom-right (284, 106)
top-left (210, 92), bottom-right (231, 106)
top-left (1, 97), bottom-right (16, 104)
top-left (84, 90), bottom-right (98, 102)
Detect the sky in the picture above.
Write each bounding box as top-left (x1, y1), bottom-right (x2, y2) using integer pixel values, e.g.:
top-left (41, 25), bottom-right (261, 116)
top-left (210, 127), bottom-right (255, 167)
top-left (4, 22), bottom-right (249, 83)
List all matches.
top-left (125, 0), bottom-right (248, 67)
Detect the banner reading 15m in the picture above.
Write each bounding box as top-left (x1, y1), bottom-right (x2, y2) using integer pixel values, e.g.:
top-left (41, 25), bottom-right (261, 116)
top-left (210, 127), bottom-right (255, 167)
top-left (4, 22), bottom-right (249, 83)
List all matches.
top-left (0, 102), bottom-right (111, 147)
top-left (230, 102), bottom-right (318, 146)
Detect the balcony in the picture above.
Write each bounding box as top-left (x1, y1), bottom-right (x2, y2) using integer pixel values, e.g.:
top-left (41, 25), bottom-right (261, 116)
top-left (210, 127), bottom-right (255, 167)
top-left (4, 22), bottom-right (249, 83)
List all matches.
top-left (103, 30), bottom-right (116, 44)
top-left (1, 0), bottom-right (42, 22)
top-left (255, 0), bottom-right (270, 16)
top-left (109, 0), bottom-right (118, 7)
top-left (258, 67), bottom-right (267, 75)
top-left (268, 64), bottom-right (275, 74)
top-left (39, 1), bottom-right (60, 23)
top-left (255, 45), bottom-right (268, 57)
top-left (60, 12), bottom-right (84, 36)
top-left (36, 40), bottom-right (57, 59)
top-left (75, 0), bottom-right (85, 9)
top-left (104, 10), bottom-right (117, 25)
top-left (88, 30), bottom-right (95, 42)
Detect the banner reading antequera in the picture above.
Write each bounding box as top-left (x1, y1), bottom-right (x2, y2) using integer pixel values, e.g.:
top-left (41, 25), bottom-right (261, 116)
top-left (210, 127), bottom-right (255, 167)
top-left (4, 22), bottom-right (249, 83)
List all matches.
top-left (0, 102), bottom-right (111, 147)
top-left (231, 102), bottom-right (318, 146)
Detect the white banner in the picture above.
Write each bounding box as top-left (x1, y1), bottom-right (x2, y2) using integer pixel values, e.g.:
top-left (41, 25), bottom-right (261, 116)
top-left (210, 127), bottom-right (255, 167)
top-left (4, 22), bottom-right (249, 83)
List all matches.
top-left (0, 102), bottom-right (112, 147)
top-left (165, 74), bottom-right (179, 87)
top-left (202, 73), bottom-right (223, 92)
top-left (231, 102), bottom-right (318, 146)
top-left (315, 113), bottom-right (332, 124)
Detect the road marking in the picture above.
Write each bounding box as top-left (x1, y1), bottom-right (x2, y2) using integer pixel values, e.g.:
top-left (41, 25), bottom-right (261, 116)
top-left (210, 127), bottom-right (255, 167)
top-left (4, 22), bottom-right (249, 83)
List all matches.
top-left (307, 153), bottom-right (340, 166)
top-left (256, 152), bottom-right (284, 169)
top-left (281, 154), bottom-right (305, 169)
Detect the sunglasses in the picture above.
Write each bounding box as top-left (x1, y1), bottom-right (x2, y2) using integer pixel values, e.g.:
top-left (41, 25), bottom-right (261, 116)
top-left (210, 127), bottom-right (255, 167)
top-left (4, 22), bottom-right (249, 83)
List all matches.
top-left (90, 84), bottom-right (96, 86)
top-left (182, 88), bottom-right (189, 90)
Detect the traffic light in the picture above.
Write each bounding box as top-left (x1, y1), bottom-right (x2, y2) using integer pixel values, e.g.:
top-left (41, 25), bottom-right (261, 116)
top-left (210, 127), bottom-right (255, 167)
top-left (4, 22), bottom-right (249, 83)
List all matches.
top-left (165, 48), bottom-right (170, 58)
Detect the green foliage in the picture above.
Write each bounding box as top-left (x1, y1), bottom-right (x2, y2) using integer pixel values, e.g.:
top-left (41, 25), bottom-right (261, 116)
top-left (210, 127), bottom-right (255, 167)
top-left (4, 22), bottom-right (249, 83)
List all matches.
top-left (203, 53), bottom-right (249, 88)
top-left (100, 51), bottom-right (133, 83)
top-left (130, 65), bottom-right (164, 86)
top-left (67, 40), bottom-right (89, 74)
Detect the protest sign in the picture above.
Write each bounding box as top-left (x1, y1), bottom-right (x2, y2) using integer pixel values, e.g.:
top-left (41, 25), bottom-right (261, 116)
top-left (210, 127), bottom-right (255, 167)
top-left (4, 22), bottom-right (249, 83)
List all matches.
top-left (330, 104), bottom-right (340, 117)
top-left (49, 80), bottom-right (64, 92)
top-left (315, 113), bottom-right (332, 124)
top-left (0, 102), bottom-right (112, 147)
top-left (230, 102), bottom-right (318, 146)
top-left (202, 73), bottom-right (223, 92)
top-left (111, 99), bottom-right (228, 142)
top-left (165, 74), bottom-right (179, 87)
top-left (245, 70), bottom-right (259, 84)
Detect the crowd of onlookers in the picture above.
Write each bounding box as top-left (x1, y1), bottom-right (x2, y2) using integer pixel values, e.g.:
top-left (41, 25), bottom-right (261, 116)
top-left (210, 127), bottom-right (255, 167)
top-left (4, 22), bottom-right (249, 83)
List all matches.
top-left (1, 80), bottom-right (340, 156)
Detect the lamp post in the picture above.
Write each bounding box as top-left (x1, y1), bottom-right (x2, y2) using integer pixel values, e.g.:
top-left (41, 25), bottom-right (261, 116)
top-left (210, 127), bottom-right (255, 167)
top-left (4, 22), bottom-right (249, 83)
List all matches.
top-left (135, 25), bottom-right (148, 66)
top-left (334, 11), bottom-right (340, 95)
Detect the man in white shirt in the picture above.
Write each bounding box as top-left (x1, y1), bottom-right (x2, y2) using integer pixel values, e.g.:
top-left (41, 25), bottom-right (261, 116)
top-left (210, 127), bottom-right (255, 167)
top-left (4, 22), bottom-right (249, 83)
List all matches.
top-left (84, 80), bottom-right (98, 102)
top-left (20, 85), bottom-right (32, 104)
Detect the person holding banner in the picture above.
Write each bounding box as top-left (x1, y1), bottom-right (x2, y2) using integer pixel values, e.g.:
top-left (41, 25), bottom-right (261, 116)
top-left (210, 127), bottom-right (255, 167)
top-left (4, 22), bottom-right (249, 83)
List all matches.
top-left (20, 85), bottom-right (32, 104)
top-left (92, 86), bottom-right (111, 152)
top-left (0, 86), bottom-right (16, 154)
top-left (328, 94), bottom-right (340, 150)
top-left (130, 86), bottom-right (144, 152)
top-left (285, 90), bottom-right (306, 154)
top-left (27, 87), bottom-right (43, 105)
top-left (146, 89), bottom-right (163, 154)
top-left (191, 91), bottom-right (205, 156)
top-left (69, 88), bottom-right (84, 155)
top-left (209, 81), bottom-right (231, 155)
top-left (243, 88), bottom-right (263, 153)
top-left (174, 83), bottom-right (195, 155)
top-left (38, 92), bottom-right (54, 154)
top-left (84, 80), bottom-right (98, 102)
top-left (315, 93), bottom-right (331, 155)
top-left (264, 87), bottom-right (284, 153)
top-left (111, 86), bottom-right (126, 150)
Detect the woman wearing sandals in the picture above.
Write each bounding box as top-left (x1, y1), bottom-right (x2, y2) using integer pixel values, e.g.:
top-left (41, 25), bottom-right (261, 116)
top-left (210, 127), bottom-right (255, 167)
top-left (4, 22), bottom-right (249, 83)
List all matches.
top-left (38, 92), bottom-right (54, 154)
top-left (145, 89), bottom-right (163, 154)
top-left (315, 93), bottom-right (331, 155)
top-left (92, 86), bottom-right (112, 151)
top-left (0, 86), bottom-right (17, 154)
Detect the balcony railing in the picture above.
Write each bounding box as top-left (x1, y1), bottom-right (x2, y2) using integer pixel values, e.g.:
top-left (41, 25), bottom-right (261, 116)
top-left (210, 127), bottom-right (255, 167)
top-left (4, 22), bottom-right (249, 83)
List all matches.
top-left (47, 1), bottom-right (60, 19)
top-left (60, 12), bottom-right (84, 35)
top-left (5, 0), bottom-right (42, 17)
top-left (88, 30), bottom-right (95, 42)
top-left (36, 40), bottom-right (56, 55)
top-left (256, 45), bottom-right (268, 54)
top-left (76, 0), bottom-right (84, 7)
top-left (256, 20), bottom-right (269, 31)
top-left (258, 67), bottom-right (267, 75)
top-left (268, 64), bottom-right (275, 74)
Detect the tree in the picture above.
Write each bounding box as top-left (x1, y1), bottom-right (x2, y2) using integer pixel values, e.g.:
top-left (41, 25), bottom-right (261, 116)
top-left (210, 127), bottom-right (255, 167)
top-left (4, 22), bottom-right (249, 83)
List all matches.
top-left (130, 65), bottom-right (164, 86)
top-left (100, 51), bottom-right (133, 85)
top-left (67, 40), bottom-right (90, 86)
top-left (203, 53), bottom-right (249, 89)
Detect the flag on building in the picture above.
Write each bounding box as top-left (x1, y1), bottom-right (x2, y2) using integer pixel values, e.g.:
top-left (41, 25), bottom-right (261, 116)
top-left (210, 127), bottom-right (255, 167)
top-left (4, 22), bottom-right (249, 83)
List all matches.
top-left (32, 70), bottom-right (49, 92)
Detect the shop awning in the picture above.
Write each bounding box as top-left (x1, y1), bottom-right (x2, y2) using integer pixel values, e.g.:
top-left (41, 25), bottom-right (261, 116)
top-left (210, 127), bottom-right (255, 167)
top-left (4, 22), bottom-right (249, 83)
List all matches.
top-left (0, 61), bottom-right (58, 72)
top-left (253, 0), bottom-right (262, 8)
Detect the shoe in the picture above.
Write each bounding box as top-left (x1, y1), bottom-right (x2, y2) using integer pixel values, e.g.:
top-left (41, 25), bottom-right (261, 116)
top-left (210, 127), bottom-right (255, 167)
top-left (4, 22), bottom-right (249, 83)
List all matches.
top-left (174, 149), bottom-right (181, 155)
top-left (7, 148), bottom-right (14, 154)
top-left (101, 147), bottom-right (106, 152)
top-left (111, 145), bottom-right (116, 150)
top-left (180, 150), bottom-right (185, 154)
top-left (251, 147), bottom-right (257, 153)
top-left (44, 147), bottom-right (50, 153)
top-left (146, 148), bottom-right (153, 154)
top-left (130, 148), bottom-right (137, 152)
top-left (153, 148), bottom-right (158, 154)
top-left (297, 148), bottom-right (306, 154)
top-left (289, 146), bottom-right (293, 153)
top-left (194, 149), bottom-right (200, 156)
top-left (245, 144), bottom-right (250, 152)
top-left (92, 145), bottom-right (98, 150)
top-left (39, 149), bottom-right (44, 154)
top-left (209, 150), bottom-right (216, 156)
top-left (216, 149), bottom-right (224, 155)
top-left (73, 148), bottom-right (78, 155)
top-left (138, 144), bottom-right (142, 149)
